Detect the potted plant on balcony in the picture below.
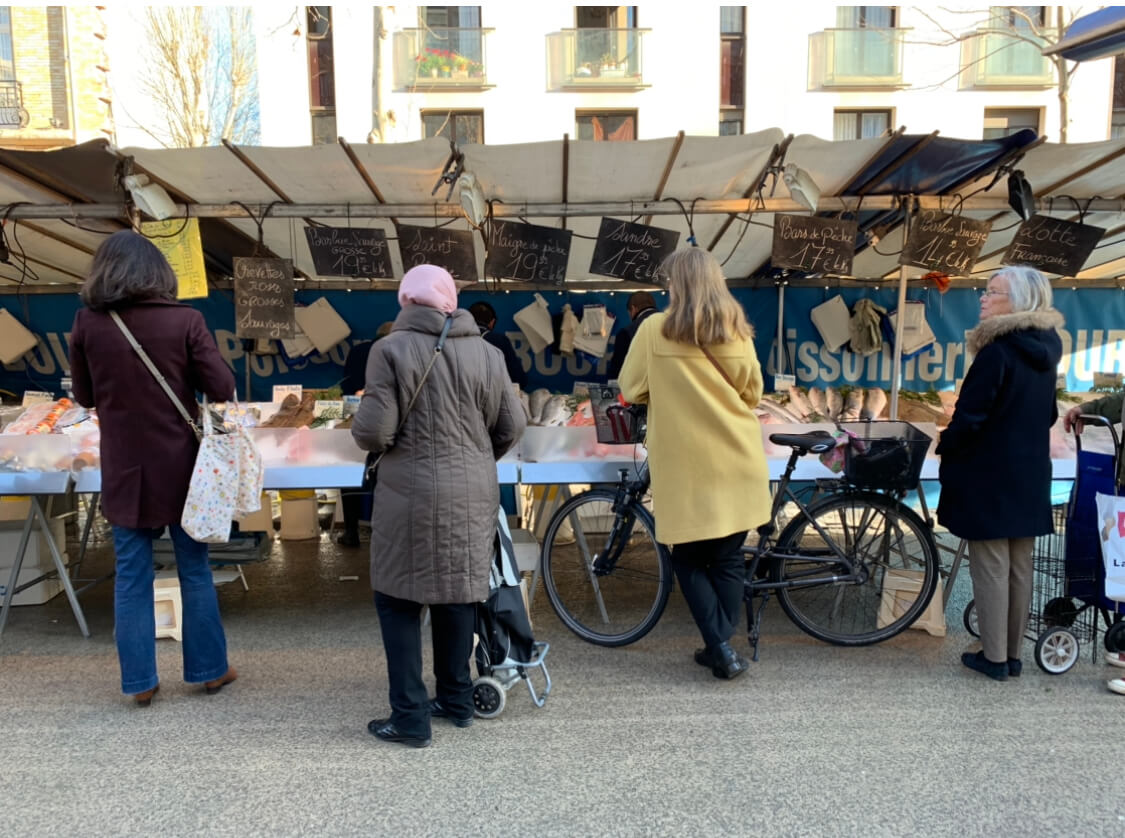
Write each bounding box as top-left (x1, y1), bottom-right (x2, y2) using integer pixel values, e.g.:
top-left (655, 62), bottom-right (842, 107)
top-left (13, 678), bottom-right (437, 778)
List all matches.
top-left (469, 60), bottom-right (484, 79)
top-left (453, 56), bottom-right (470, 79)
top-left (416, 49), bottom-right (441, 79)
top-left (599, 53), bottom-right (625, 78)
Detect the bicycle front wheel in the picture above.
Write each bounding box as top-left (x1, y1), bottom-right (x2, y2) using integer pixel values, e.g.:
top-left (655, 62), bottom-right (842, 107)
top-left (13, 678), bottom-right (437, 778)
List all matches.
top-left (541, 489), bottom-right (672, 647)
top-left (773, 491), bottom-right (939, 646)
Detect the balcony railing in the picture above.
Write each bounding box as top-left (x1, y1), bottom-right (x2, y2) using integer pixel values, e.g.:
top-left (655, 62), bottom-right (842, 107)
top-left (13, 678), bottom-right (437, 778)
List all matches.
top-left (960, 29), bottom-right (1056, 88)
top-left (808, 28), bottom-right (906, 89)
top-left (546, 28), bottom-right (649, 90)
top-left (393, 28), bottom-right (493, 90)
top-left (0, 80), bottom-right (26, 128)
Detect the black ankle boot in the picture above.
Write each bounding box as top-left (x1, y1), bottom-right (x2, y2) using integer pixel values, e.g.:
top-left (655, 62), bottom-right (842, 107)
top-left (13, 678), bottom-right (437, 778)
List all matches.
top-left (711, 642), bottom-right (749, 680)
top-left (962, 651), bottom-right (1008, 681)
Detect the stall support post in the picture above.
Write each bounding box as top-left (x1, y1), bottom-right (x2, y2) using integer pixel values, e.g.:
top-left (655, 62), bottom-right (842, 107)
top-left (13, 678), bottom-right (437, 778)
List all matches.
top-left (888, 204), bottom-right (913, 421)
top-left (776, 281), bottom-right (786, 380)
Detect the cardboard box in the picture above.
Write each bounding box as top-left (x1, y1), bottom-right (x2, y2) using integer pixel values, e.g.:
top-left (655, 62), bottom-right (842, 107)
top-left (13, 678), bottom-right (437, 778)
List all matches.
top-left (877, 569), bottom-right (946, 637)
top-left (294, 297), bottom-right (351, 354)
top-left (0, 309), bottom-right (39, 364)
top-left (280, 497), bottom-right (319, 540)
top-left (0, 496), bottom-right (31, 522)
top-left (0, 565), bottom-right (63, 606)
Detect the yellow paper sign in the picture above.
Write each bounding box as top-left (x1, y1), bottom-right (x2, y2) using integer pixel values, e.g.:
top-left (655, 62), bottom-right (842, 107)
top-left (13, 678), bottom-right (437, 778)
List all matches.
top-left (140, 218), bottom-right (207, 299)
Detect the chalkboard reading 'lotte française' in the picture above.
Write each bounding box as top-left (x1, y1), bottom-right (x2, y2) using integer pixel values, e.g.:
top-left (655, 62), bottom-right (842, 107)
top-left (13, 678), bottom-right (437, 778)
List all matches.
top-left (485, 220), bottom-right (572, 285)
top-left (589, 218), bottom-right (680, 284)
top-left (304, 226), bottom-right (394, 278)
top-left (1002, 214), bottom-right (1104, 277)
top-left (901, 211), bottom-right (992, 276)
top-left (396, 224), bottom-right (478, 283)
top-left (771, 215), bottom-right (858, 275)
top-left (233, 257), bottom-right (294, 339)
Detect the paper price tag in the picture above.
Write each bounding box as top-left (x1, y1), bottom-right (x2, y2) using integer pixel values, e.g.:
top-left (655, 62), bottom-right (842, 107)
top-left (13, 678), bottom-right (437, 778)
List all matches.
top-left (342, 395), bottom-right (361, 417)
top-left (272, 384), bottom-right (302, 403)
top-left (314, 400), bottom-right (343, 419)
top-left (774, 374), bottom-right (796, 392)
top-left (21, 390), bottom-right (54, 406)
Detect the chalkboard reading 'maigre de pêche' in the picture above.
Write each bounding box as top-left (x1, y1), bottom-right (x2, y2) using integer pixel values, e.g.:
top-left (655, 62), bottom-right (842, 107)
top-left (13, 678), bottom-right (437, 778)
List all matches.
top-left (485, 220), bottom-right (572, 285)
top-left (396, 224), bottom-right (478, 283)
top-left (233, 257), bottom-right (294, 339)
top-left (304, 226), bottom-right (394, 278)
top-left (771, 215), bottom-right (858, 275)
top-left (589, 218), bottom-right (680, 284)
top-left (900, 211), bottom-right (992, 276)
top-left (1002, 215), bottom-right (1105, 277)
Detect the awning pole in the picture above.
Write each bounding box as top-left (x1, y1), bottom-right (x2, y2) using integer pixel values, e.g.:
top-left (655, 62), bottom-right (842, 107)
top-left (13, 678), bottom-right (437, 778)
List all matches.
top-left (776, 281), bottom-right (785, 381)
top-left (888, 202), bottom-right (912, 421)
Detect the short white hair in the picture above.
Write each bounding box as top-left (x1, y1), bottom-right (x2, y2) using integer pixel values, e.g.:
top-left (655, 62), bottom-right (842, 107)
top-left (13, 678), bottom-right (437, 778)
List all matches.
top-left (992, 265), bottom-right (1052, 313)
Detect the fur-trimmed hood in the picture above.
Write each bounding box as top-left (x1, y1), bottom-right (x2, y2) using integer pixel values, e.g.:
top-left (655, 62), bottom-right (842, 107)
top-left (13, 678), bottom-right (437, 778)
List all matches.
top-left (967, 308), bottom-right (1065, 370)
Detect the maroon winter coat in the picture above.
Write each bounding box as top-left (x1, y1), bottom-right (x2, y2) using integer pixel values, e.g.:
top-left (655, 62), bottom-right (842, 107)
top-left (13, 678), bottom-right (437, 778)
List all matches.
top-left (68, 299), bottom-right (235, 529)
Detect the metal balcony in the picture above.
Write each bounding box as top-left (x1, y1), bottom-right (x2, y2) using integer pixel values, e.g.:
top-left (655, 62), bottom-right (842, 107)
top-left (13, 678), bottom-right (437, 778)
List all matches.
top-left (546, 28), bottom-right (649, 90)
top-left (0, 80), bottom-right (27, 128)
top-left (960, 29), bottom-right (1056, 88)
top-left (393, 28), bottom-right (493, 90)
top-left (808, 28), bottom-right (906, 89)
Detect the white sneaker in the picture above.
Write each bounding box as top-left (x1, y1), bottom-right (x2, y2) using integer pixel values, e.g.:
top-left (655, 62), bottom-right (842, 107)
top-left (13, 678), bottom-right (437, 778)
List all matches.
top-left (1105, 652), bottom-right (1125, 669)
top-left (1108, 678), bottom-right (1125, 695)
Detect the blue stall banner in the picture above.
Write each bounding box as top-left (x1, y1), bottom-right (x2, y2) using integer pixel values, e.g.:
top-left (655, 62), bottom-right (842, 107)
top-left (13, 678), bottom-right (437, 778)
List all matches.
top-left (2, 285), bottom-right (1123, 401)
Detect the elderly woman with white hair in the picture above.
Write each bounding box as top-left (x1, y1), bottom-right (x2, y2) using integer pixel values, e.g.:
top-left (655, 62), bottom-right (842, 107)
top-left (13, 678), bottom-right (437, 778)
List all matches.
top-left (937, 265), bottom-right (1064, 681)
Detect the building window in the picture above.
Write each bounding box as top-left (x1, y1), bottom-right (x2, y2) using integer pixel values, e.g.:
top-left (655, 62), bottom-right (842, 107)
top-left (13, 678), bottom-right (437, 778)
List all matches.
top-left (982, 107), bottom-right (1040, 139)
top-left (720, 6), bottom-right (745, 135)
top-left (576, 110), bottom-right (636, 141)
top-left (574, 6), bottom-right (637, 71)
top-left (0, 8), bottom-right (13, 81)
top-left (837, 6), bottom-right (897, 28)
top-left (990, 6), bottom-right (1046, 29)
top-left (833, 109), bottom-right (891, 140)
top-left (420, 6), bottom-right (483, 64)
top-left (422, 110), bottom-right (484, 144)
top-left (306, 7), bottom-right (335, 145)
top-left (1113, 56), bottom-right (1125, 140)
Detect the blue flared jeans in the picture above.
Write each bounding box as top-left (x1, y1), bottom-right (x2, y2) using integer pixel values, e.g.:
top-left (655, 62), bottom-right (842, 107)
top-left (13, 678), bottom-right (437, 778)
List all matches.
top-left (112, 524), bottom-right (229, 695)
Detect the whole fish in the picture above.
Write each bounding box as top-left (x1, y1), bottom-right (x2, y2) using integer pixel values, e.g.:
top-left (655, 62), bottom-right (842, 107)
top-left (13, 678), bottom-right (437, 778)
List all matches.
top-left (861, 388), bottom-right (888, 420)
top-left (539, 394), bottom-right (568, 427)
top-left (825, 386), bottom-right (843, 421)
top-left (785, 387), bottom-right (812, 421)
top-left (840, 388), bottom-right (863, 422)
top-left (528, 388), bottom-right (551, 425)
top-left (807, 386), bottom-right (827, 417)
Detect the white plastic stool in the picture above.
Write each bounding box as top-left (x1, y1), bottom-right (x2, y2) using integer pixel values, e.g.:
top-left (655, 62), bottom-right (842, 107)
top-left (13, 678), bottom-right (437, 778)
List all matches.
top-left (153, 576), bottom-right (183, 642)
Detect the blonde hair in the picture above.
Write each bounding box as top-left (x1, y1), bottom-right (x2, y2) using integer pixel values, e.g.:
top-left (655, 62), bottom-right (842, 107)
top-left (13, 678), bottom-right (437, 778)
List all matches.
top-left (660, 248), bottom-right (752, 345)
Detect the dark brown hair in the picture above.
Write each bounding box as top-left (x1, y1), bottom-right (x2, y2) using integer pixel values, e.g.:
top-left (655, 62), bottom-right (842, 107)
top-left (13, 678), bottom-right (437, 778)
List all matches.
top-left (79, 230), bottom-right (177, 312)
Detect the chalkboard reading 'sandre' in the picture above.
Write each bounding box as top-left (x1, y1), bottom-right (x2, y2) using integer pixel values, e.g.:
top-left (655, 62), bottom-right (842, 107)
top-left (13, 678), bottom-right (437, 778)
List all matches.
top-left (589, 218), bottom-right (680, 283)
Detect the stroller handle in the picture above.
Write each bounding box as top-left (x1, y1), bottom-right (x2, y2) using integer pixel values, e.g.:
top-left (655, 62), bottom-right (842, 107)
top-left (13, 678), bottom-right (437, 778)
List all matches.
top-left (1076, 414), bottom-right (1122, 457)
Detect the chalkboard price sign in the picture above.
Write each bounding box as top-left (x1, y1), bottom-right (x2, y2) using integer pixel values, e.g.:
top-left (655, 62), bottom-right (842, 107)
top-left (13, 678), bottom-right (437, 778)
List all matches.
top-left (396, 224), bottom-right (478, 283)
top-left (589, 218), bottom-right (680, 284)
top-left (485, 220), bottom-right (572, 285)
top-left (304, 226), bottom-right (394, 278)
top-left (1002, 215), bottom-right (1104, 276)
top-left (771, 215), bottom-right (858, 274)
top-left (900, 211), bottom-right (992, 275)
top-left (233, 257), bottom-right (294, 339)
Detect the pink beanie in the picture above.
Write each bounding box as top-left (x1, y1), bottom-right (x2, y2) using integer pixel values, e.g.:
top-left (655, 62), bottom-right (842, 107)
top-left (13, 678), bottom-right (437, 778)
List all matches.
top-left (398, 264), bottom-right (457, 314)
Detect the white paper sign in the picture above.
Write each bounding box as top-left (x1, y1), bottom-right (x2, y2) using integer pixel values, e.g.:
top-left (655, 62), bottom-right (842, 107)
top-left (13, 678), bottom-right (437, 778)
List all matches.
top-left (21, 390), bottom-right (54, 406)
top-left (313, 400), bottom-right (343, 419)
top-left (272, 384), bottom-right (302, 403)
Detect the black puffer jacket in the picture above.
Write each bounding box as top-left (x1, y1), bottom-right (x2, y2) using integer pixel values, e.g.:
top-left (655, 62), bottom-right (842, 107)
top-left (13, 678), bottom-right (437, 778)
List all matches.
top-left (937, 309), bottom-right (1064, 541)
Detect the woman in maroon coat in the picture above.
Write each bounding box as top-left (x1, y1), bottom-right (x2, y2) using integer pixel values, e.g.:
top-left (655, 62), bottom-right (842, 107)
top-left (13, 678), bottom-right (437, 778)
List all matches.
top-left (69, 231), bottom-right (238, 706)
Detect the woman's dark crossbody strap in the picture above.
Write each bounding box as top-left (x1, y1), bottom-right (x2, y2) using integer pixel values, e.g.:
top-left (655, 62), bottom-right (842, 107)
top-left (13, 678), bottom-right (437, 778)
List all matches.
top-left (700, 344), bottom-right (738, 392)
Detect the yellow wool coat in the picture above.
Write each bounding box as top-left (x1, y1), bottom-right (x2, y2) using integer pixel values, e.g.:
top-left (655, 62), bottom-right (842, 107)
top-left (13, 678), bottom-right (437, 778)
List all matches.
top-left (618, 313), bottom-right (771, 545)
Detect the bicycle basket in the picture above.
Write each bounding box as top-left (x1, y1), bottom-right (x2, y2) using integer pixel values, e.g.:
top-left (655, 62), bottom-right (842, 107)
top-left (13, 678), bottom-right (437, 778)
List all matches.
top-left (836, 420), bottom-right (931, 491)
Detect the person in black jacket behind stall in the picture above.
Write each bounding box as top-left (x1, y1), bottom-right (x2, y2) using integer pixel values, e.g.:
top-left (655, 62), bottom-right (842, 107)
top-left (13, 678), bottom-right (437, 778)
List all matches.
top-left (469, 301), bottom-right (527, 388)
top-left (937, 266), bottom-right (1064, 682)
top-left (607, 291), bottom-right (659, 380)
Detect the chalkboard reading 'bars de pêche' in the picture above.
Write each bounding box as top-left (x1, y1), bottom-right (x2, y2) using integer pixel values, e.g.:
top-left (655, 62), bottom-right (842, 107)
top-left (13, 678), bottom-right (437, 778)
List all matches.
top-left (395, 224), bottom-right (478, 283)
top-left (233, 257), bottom-right (294, 339)
top-left (304, 226), bottom-right (395, 278)
top-left (1002, 214), bottom-right (1105, 277)
top-left (771, 215), bottom-right (858, 275)
top-left (485, 220), bottom-right (572, 285)
top-left (900, 211), bottom-right (992, 276)
top-left (589, 218), bottom-right (680, 284)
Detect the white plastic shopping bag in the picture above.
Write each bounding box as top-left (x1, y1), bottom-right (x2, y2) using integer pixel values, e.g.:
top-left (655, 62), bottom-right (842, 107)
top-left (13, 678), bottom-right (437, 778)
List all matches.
top-left (1095, 492), bottom-right (1125, 602)
top-left (182, 399), bottom-right (263, 543)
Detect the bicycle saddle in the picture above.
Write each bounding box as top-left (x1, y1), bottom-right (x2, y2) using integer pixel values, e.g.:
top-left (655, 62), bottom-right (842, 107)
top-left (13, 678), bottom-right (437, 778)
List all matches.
top-left (768, 430), bottom-right (836, 454)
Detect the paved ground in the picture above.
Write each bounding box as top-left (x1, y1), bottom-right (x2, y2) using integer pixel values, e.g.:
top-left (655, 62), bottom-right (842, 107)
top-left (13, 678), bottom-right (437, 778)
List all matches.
top-left (2, 520), bottom-right (1124, 837)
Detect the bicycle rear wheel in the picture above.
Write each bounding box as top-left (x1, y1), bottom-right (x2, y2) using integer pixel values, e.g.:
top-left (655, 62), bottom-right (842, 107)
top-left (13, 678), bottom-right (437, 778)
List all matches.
top-left (541, 489), bottom-right (672, 647)
top-left (773, 491), bottom-right (938, 646)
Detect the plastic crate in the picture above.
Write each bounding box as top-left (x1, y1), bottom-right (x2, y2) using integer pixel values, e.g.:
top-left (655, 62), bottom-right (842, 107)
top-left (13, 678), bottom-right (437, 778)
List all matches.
top-left (836, 420), bottom-right (931, 492)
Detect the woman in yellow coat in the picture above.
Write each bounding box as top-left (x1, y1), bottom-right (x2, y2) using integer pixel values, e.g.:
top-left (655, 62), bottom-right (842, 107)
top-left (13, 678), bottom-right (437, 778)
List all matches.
top-left (619, 248), bottom-right (771, 679)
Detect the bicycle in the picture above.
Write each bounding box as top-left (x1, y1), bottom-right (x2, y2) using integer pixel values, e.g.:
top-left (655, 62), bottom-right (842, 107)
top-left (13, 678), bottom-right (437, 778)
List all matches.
top-left (539, 407), bottom-right (940, 658)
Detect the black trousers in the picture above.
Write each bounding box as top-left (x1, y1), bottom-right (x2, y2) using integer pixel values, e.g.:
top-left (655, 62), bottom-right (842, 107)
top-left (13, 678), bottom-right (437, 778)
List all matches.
top-left (669, 530), bottom-right (748, 650)
top-left (373, 591), bottom-right (476, 737)
top-left (340, 489), bottom-right (366, 535)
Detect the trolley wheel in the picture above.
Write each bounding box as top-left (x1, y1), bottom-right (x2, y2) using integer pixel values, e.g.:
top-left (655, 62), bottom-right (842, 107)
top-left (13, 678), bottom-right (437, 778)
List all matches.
top-left (963, 600), bottom-right (979, 638)
top-left (1034, 627), bottom-right (1080, 675)
top-left (1104, 621), bottom-right (1125, 653)
top-left (1042, 596), bottom-right (1080, 628)
top-left (472, 677), bottom-right (506, 719)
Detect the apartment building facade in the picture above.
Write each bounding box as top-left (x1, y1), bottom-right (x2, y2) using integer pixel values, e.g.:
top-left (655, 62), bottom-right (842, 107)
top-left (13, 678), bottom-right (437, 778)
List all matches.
top-left (0, 5), bottom-right (112, 150)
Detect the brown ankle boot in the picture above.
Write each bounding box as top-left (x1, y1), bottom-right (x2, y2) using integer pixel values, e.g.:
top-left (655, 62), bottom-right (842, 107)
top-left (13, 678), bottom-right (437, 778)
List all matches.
top-left (134, 683), bottom-right (159, 707)
top-left (204, 667), bottom-right (238, 695)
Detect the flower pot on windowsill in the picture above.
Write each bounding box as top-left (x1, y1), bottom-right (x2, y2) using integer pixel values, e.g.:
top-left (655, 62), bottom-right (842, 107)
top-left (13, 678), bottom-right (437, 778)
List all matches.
top-left (599, 66), bottom-right (626, 78)
top-left (429, 68), bottom-right (438, 78)
top-left (453, 69), bottom-right (469, 80)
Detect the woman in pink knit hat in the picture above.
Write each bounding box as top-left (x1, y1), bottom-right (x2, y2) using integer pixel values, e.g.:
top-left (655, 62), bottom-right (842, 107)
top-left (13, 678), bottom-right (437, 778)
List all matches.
top-left (351, 264), bottom-right (526, 748)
